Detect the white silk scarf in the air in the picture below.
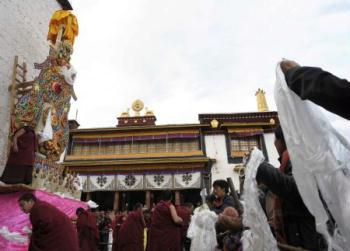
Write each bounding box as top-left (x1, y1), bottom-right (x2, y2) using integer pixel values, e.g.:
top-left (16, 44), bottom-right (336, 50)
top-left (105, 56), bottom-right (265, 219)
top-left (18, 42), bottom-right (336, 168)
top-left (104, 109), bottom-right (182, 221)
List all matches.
top-left (274, 63), bottom-right (350, 250)
top-left (241, 148), bottom-right (279, 251)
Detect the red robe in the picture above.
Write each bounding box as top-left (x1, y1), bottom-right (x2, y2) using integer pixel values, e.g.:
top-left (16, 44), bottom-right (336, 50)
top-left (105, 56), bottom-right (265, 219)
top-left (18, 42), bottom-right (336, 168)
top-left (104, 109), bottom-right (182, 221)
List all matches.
top-left (112, 214), bottom-right (126, 251)
top-left (77, 211), bottom-right (99, 251)
top-left (148, 201), bottom-right (181, 251)
top-left (117, 210), bottom-right (144, 251)
top-left (29, 200), bottom-right (79, 251)
top-left (176, 206), bottom-right (191, 241)
top-left (1, 126), bottom-right (36, 185)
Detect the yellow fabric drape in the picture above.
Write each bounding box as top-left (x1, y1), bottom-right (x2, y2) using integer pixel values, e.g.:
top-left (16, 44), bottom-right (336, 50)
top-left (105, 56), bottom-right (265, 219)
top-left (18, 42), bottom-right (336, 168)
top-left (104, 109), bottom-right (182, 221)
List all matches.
top-left (144, 228), bottom-right (147, 250)
top-left (48, 10), bottom-right (79, 45)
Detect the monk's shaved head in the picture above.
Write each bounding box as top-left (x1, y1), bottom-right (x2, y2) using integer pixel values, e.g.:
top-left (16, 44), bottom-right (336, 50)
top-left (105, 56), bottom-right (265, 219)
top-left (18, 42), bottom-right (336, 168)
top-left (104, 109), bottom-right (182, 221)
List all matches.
top-left (18, 193), bottom-right (36, 214)
top-left (222, 207), bottom-right (238, 218)
top-left (18, 193), bottom-right (37, 202)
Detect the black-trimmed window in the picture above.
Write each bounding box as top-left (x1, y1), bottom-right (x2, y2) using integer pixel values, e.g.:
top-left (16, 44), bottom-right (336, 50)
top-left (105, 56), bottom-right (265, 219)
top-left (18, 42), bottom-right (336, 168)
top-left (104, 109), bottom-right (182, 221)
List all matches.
top-left (226, 132), bottom-right (266, 163)
top-left (231, 136), bottom-right (260, 154)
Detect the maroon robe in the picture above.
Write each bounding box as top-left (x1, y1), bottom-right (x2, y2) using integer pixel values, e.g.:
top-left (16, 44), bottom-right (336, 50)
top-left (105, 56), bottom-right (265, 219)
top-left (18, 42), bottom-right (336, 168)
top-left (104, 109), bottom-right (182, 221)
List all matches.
top-left (176, 206), bottom-right (191, 241)
top-left (148, 201), bottom-right (181, 251)
top-left (29, 200), bottom-right (79, 251)
top-left (117, 210), bottom-right (144, 251)
top-left (112, 214), bottom-right (126, 251)
top-left (77, 210), bottom-right (99, 251)
top-left (1, 126), bottom-right (36, 185)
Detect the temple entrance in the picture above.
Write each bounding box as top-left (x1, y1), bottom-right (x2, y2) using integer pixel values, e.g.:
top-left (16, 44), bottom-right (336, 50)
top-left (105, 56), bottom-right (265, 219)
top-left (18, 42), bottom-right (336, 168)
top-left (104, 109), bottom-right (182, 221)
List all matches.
top-left (180, 189), bottom-right (202, 207)
top-left (120, 191), bottom-right (145, 211)
top-left (90, 191), bottom-right (115, 211)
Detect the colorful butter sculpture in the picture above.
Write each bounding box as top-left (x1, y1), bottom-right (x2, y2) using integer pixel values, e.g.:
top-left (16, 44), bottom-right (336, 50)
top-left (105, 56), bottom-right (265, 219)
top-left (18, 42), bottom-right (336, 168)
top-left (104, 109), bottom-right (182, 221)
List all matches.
top-left (12, 10), bottom-right (78, 160)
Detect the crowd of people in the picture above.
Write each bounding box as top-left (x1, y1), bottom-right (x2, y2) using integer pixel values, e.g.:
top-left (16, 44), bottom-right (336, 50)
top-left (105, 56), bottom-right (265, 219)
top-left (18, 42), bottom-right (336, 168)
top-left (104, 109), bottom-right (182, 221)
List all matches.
top-left (9, 60), bottom-right (350, 251)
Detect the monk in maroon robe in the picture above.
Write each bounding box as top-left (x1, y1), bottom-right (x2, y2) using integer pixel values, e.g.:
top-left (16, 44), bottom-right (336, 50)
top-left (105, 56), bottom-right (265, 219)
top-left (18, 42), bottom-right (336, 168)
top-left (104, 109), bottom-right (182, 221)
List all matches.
top-left (76, 208), bottom-right (99, 251)
top-left (117, 203), bottom-right (145, 251)
top-left (148, 190), bottom-right (183, 251)
top-left (176, 203), bottom-right (194, 250)
top-left (112, 211), bottom-right (127, 251)
top-left (1, 126), bottom-right (36, 185)
top-left (18, 193), bottom-right (79, 251)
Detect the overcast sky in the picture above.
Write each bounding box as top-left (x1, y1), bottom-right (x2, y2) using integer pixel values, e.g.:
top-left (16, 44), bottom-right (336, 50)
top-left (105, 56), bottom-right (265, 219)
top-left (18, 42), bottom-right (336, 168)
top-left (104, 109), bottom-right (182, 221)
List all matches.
top-left (68, 0), bottom-right (350, 136)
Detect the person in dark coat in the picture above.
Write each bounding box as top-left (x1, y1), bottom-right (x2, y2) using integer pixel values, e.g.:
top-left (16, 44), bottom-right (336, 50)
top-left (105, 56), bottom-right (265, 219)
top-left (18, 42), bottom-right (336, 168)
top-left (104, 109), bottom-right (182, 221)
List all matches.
top-left (212, 179), bottom-right (237, 214)
top-left (256, 125), bottom-right (321, 250)
top-left (18, 193), bottom-right (79, 251)
top-left (280, 60), bottom-right (350, 120)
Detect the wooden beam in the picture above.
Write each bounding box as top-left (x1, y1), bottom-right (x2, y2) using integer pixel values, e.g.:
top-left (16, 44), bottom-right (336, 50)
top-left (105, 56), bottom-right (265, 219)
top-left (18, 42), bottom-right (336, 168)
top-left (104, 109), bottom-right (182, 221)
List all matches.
top-left (113, 191), bottom-right (120, 211)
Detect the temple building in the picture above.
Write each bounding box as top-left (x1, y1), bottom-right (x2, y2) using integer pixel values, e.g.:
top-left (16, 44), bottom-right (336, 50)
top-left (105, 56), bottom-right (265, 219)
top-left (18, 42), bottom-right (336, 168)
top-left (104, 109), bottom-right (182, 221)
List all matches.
top-left (63, 92), bottom-right (279, 210)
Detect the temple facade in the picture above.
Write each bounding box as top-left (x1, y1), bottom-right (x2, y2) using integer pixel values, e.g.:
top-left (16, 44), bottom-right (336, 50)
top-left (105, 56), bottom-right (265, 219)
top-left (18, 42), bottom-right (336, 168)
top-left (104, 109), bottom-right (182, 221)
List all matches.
top-left (63, 94), bottom-right (279, 210)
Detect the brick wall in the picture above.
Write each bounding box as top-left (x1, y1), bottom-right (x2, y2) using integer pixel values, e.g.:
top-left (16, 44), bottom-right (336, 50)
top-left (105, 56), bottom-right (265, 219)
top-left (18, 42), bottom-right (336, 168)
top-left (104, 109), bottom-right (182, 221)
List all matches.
top-left (0, 0), bottom-right (61, 174)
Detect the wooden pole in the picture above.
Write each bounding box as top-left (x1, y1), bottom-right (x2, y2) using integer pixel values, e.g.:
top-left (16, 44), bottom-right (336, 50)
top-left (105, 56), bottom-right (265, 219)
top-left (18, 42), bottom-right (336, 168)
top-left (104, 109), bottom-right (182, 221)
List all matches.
top-left (54, 24), bottom-right (64, 50)
top-left (145, 191), bottom-right (151, 209)
top-left (6, 56), bottom-right (19, 157)
top-left (86, 192), bottom-right (91, 202)
top-left (175, 191), bottom-right (180, 206)
top-left (277, 243), bottom-right (310, 251)
top-left (113, 191), bottom-right (120, 212)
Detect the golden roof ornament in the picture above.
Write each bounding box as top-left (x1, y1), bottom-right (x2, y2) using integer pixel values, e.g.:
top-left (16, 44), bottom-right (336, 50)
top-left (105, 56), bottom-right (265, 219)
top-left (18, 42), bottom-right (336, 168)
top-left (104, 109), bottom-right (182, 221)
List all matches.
top-left (210, 119), bottom-right (219, 129)
top-left (120, 108), bottom-right (130, 118)
top-left (255, 89), bottom-right (269, 112)
top-left (118, 100), bottom-right (156, 127)
top-left (145, 107), bottom-right (154, 116)
top-left (132, 99), bottom-right (144, 117)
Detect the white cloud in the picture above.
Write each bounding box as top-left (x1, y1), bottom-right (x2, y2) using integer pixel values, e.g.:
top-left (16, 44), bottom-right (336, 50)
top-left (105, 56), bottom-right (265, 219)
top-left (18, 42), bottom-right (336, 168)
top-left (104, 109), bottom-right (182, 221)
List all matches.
top-left (68, 0), bottom-right (350, 128)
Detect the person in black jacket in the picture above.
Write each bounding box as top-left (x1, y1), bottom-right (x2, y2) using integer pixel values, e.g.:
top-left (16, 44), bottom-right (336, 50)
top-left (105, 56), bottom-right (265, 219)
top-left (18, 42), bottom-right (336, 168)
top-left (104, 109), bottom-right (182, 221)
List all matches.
top-left (280, 60), bottom-right (350, 120)
top-left (212, 179), bottom-right (237, 214)
top-left (256, 125), bottom-right (322, 250)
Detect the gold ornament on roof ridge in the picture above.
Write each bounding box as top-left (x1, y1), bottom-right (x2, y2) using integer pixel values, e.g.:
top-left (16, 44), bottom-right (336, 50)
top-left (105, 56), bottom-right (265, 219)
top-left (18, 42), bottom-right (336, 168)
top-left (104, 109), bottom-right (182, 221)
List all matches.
top-left (255, 88), bottom-right (269, 112)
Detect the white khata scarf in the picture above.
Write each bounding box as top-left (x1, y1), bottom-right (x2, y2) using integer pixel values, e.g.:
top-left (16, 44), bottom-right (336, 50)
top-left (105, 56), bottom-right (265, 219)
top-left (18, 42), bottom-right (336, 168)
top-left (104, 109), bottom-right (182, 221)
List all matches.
top-left (274, 63), bottom-right (350, 250)
top-left (241, 148), bottom-right (279, 251)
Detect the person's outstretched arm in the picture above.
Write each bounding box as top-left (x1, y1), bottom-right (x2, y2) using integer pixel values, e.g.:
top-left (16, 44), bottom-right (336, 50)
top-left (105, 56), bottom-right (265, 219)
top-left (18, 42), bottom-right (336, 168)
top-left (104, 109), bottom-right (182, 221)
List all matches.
top-left (281, 60), bottom-right (350, 120)
top-left (256, 162), bottom-right (301, 204)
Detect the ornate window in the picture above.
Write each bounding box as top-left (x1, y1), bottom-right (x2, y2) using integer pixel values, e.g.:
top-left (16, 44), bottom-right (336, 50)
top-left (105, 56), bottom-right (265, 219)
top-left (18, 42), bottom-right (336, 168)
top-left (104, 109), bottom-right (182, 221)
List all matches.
top-left (230, 136), bottom-right (261, 157)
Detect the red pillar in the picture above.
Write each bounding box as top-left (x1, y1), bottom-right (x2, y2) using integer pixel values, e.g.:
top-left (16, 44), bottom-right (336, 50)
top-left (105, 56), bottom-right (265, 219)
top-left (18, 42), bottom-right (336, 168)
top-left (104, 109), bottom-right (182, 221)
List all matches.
top-left (175, 191), bottom-right (180, 206)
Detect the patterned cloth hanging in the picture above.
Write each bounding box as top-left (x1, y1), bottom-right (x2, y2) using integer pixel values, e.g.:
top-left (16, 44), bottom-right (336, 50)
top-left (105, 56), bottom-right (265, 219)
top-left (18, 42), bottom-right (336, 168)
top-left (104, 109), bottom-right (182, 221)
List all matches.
top-left (89, 175), bottom-right (115, 191)
top-left (116, 174), bottom-right (143, 191)
top-left (145, 174), bottom-right (173, 190)
top-left (174, 172), bottom-right (201, 189)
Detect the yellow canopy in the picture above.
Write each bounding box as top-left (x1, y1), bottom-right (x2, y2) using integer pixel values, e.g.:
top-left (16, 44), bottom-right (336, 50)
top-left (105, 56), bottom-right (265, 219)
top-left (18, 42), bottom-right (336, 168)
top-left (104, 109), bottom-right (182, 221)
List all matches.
top-left (48, 10), bottom-right (79, 45)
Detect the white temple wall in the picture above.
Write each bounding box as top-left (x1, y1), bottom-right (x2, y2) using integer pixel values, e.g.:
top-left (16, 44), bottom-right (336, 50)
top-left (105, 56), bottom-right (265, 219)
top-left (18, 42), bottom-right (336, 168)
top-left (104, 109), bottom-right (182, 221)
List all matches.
top-left (204, 132), bottom-right (280, 192)
top-left (204, 134), bottom-right (240, 190)
top-left (0, 0), bottom-right (61, 174)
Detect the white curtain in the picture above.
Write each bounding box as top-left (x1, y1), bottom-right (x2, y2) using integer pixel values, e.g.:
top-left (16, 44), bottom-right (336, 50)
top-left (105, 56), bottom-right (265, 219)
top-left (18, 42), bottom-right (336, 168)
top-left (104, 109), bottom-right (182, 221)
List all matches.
top-left (274, 63), bottom-right (350, 250)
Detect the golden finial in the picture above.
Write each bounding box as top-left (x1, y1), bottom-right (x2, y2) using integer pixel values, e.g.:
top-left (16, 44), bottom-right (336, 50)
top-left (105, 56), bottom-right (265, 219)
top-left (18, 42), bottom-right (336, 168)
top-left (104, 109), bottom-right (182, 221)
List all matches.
top-left (145, 107), bottom-right (154, 116)
top-left (255, 89), bottom-right (269, 112)
top-left (120, 108), bottom-right (130, 117)
top-left (132, 99), bottom-right (144, 116)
